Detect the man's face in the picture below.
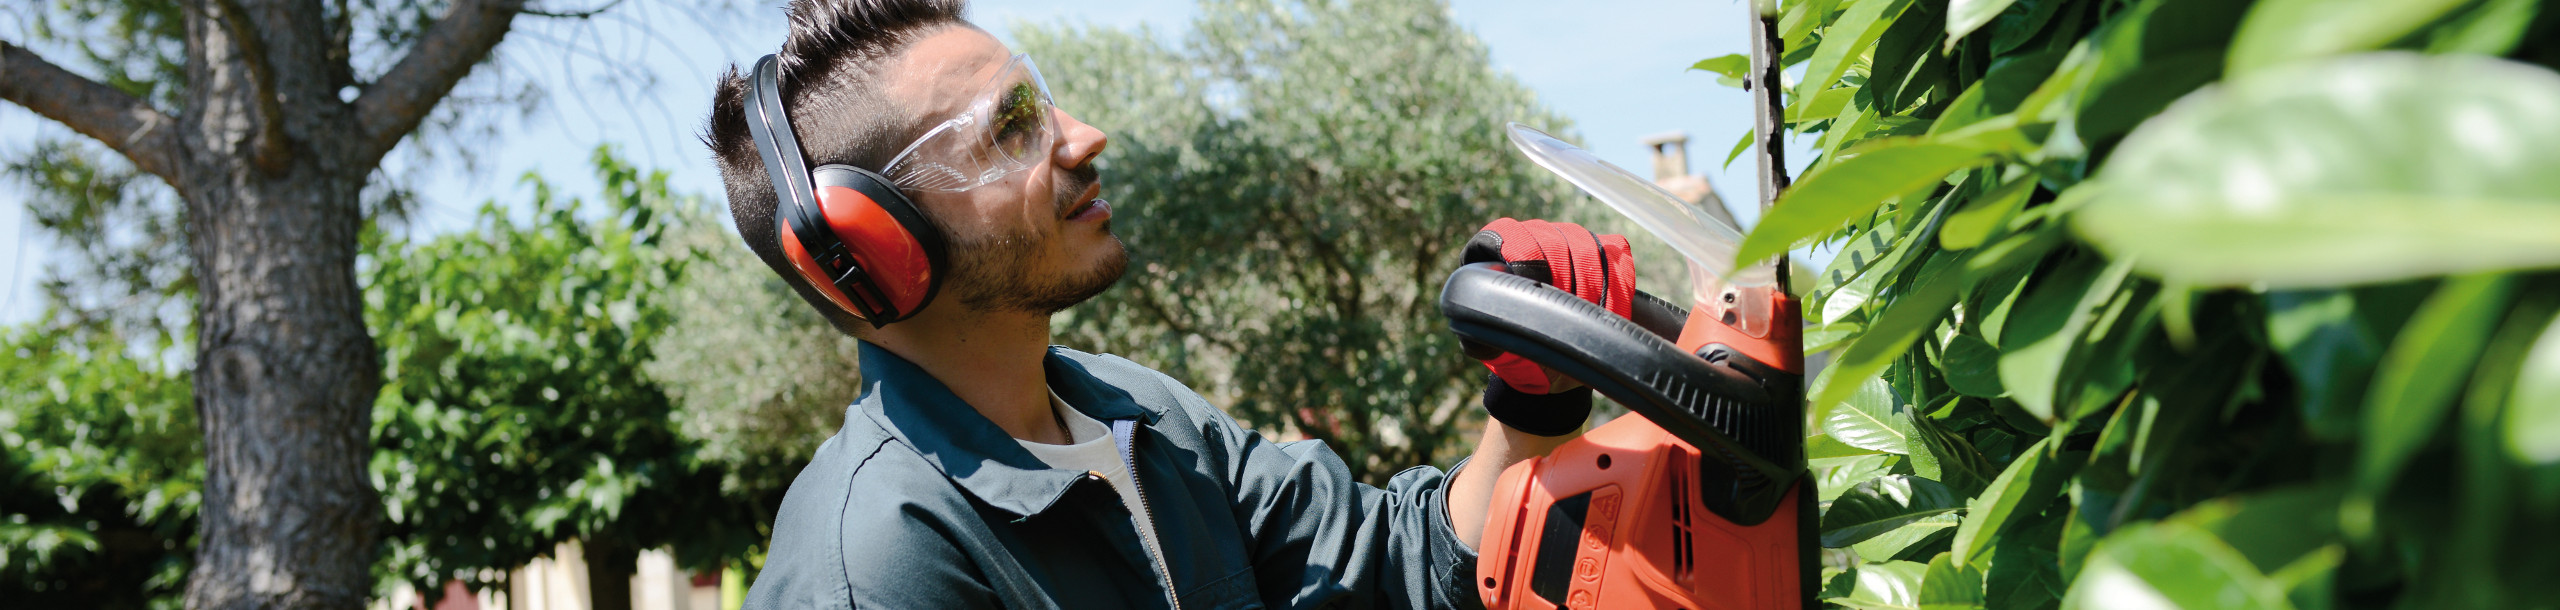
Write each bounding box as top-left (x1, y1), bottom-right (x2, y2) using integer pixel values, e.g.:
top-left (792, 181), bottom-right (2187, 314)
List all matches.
top-left (881, 27), bottom-right (1126, 316)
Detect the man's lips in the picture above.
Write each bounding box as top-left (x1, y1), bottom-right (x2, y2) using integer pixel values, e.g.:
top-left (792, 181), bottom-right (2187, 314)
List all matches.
top-left (1068, 198), bottom-right (1112, 222)
top-left (1064, 182), bottom-right (1108, 221)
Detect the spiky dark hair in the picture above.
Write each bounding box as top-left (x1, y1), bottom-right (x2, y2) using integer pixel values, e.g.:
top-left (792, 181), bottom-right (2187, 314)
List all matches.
top-left (703, 0), bottom-right (972, 337)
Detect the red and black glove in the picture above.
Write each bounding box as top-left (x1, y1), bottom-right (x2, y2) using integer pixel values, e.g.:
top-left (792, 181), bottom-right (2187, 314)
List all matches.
top-left (1462, 218), bottom-right (1638, 436)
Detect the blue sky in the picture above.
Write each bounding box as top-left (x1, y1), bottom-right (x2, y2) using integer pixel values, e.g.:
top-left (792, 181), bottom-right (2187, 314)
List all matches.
top-left (0, 0), bottom-right (1810, 325)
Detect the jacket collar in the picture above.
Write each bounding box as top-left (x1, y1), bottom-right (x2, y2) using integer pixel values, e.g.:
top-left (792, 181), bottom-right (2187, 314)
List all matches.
top-left (854, 342), bottom-right (1153, 517)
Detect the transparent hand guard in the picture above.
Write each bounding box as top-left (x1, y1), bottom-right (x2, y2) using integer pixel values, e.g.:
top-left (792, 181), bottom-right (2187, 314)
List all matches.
top-left (1504, 123), bottom-right (1782, 338)
top-left (882, 54), bottom-right (1059, 193)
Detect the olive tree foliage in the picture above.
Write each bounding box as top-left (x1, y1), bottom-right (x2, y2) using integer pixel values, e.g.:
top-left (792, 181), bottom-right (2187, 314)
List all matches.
top-left (1018, 0), bottom-right (1694, 483)
top-left (643, 217), bottom-right (860, 498)
top-left (1710, 0), bottom-right (2560, 607)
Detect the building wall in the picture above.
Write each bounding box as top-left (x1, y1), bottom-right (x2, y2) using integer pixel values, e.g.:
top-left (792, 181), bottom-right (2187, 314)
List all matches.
top-left (373, 543), bottom-right (726, 610)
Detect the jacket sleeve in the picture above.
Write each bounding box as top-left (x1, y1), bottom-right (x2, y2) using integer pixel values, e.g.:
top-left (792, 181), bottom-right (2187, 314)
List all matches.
top-left (1161, 382), bottom-right (1487, 610)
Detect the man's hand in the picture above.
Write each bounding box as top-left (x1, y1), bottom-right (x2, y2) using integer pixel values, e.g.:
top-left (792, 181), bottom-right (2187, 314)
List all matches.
top-left (1460, 217), bottom-right (1638, 395)
top-left (1448, 218), bottom-right (1641, 551)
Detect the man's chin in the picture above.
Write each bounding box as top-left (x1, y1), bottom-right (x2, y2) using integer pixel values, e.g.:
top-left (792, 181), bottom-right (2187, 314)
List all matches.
top-left (953, 236), bottom-right (1128, 316)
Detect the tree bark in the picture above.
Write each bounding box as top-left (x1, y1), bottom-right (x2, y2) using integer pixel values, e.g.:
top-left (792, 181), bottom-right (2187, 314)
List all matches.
top-left (175, 2), bottom-right (382, 607)
top-left (582, 537), bottom-right (637, 610)
top-left (5, 1), bottom-right (520, 608)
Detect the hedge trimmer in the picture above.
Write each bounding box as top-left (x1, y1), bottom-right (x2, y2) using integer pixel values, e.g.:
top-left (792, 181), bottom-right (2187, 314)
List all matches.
top-left (1449, 6), bottom-right (1810, 600)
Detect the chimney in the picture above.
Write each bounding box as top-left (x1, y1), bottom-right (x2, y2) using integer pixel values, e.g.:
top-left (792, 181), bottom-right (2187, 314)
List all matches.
top-left (1640, 131), bottom-right (1690, 183)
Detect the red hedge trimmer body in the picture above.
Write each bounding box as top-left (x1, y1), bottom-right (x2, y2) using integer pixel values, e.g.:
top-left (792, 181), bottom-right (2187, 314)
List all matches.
top-left (1448, 124), bottom-right (1813, 610)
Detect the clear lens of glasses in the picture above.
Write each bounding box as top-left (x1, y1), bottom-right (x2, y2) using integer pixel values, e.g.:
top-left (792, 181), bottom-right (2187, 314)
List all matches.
top-left (881, 54), bottom-right (1059, 193)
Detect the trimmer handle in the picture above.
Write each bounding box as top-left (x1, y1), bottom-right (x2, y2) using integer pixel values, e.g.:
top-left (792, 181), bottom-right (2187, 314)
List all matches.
top-left (1455, 286), bottom-right (1689, 359)
top-left (1439, 263), bottom-right (1804, 521)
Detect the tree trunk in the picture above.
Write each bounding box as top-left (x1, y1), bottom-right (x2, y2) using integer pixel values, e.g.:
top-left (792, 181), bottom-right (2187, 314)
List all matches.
top-left (177, 2), bottom-right (381, 608)
top-left (583, 537), bottom-right (637, 610)
top-left (3, 1), bottom-right (517, 606)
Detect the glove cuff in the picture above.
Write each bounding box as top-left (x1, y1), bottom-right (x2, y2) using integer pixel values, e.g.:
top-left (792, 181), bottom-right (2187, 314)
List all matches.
top-left (1483, 374), bottom-right (1593, 437)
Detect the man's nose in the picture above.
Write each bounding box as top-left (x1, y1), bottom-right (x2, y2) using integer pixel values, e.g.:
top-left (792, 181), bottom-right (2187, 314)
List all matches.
top-left (1052, 108), bottom-right (1108, 170)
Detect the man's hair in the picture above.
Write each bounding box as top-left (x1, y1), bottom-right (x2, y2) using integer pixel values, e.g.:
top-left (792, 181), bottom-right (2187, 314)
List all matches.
top-left (703, 0), bottom-right (971, 337)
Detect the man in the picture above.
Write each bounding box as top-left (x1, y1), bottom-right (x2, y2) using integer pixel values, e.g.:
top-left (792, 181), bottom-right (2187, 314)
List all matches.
top-left (701, 1), bottom-right (1638, 607)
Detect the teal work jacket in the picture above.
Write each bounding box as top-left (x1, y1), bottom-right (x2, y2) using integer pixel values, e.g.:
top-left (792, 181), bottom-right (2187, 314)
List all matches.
top-left (742, 343), bottom-right (1486, 610)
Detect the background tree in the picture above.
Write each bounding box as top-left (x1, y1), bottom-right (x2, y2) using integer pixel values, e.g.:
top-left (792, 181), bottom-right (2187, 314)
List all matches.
top-left (0, 0), bottom-right (547, 605)
top-left (1022, 0), bottom-right (1699, 483)
top-left (366, 148), bottom-right (768, 609)
top-left (1722, 0), bottom-right (2560, 606)
top-left (644, 214), bottom-right (861, 504)
top-left (0, 113), bottom-right (206, 610)
top-left (0, 320), bottom-right (197, 609)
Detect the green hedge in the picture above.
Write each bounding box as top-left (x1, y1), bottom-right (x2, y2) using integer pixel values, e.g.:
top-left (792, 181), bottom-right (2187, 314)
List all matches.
top-left (1722, 0), bottom-right (2560, 607)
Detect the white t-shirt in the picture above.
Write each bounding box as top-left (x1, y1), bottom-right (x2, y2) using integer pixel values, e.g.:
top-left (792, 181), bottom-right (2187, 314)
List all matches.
top-left (1015, 389), bottom-right (1167, 570)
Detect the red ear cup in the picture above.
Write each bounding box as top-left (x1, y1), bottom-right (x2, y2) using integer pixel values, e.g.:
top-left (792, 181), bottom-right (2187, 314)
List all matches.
top-left (777, 220), bottom-right (871, 316)
top-left (796, 165), bottom-right (946, 324)
top-left (812, 171), bottom-right (935, 316)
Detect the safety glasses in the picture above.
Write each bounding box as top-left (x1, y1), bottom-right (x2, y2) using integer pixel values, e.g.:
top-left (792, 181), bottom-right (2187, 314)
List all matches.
top-left (882, 53), bottom-right (1059, 193)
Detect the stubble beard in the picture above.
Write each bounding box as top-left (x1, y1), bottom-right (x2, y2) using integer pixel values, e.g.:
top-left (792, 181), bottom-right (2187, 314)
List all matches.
top-left (946, 165), bottom-right (1128, 316)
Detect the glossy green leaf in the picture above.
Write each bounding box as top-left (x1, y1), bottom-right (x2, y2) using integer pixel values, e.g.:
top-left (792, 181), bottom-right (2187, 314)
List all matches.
top-left (1780, 0), bottom-right (1845, 49)
top-left (1839, 561), bottom-right (1930, 610)
top-left (1942, 334), bottom-right (2004, 398)
top-left (1869, 2), bottom-right (1947, 114)
top-left (1809, 322), bottom-right (1867, 353)
top-left (2351, 274), bottom-right (2512, 528)
top-left (1825, 378), bottom-right (1922, 454)
top-left (2075, 54), bottom-right (2560, 287)
top-left (2425, 0), bottom-right (2539, 55)
top-left (1858, 513), bottom-right (1962, 562)
top-left (2059, 522), bottom-right (2296, 610)
top-left (1921, 551), bottom-right (1988, 610)
top-left (1930, 50), bottom-right (2068, 135)
top-left (1812, 433), bottom-right (1888, 459)
top-left (1793, 86), bottom-right (1860, 123)
top-left (1945, 0), bottom-right (2018, 48)
top-left (2265, 290), bottom-right (2384, 440)
top-left (1939, 175), bottom-right (2034, 251)
top-left (2059, 284), bottom-right (2158, 422)
top-left (2073, 50), bottom-right (2223, 145)
top-left (1817, 220), bottom-right (1904, 303)
top-left (1951, 437), bottom-right (2082, 565)
top-left (2169, 485), bottom-right (2343, 575)
top-left (1817, 454), bottom-right (1901, 502)
top-left (1793, 0), bottom-right (1919, 106)
top-left (2227, 0), bottom-right (2468, 75)
top-left (1690, 54), bottom-right (1750, 80)
top-left (1825, 475), bottom-right (1965, 547)
top-left (1987, 0), bottom-right (2067, 55)
top-left (1914, 414), bottom-right (1994, 494)
top-left (1724, 127), bottom-right (1755, 170)
top-left (1741, 141), bottom-right (1988, 265)
top-left (1824, 206), bottom-right (1937, 324)
top-left (1997, 258), bottom-right (2129, 422)
top-left (1812, 253), bottom-right (1971, 411)
top-left (2508, 309), bottom-right (2560, 464)
top-left (1961, 227), bottom-right (2064, 286)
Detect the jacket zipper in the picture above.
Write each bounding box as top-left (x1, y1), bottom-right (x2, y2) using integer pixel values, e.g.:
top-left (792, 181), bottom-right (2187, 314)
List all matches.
top-left (1110, 419), bottom-right (1183, 610)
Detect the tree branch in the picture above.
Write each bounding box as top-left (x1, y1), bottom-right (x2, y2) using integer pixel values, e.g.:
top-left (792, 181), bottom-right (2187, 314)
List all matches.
top-left (523, 0), bottom-right (626, 19)
top-left (213, 0), bottom-right (292, 175)
top-left (354, 0), bottom-right (525, 166)
top-left (0, 41), bottom-right (183, 185)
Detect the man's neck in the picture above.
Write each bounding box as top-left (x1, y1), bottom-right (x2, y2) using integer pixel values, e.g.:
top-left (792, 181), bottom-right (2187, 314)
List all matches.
top-left (869, 304), bottom-right (1071, 444)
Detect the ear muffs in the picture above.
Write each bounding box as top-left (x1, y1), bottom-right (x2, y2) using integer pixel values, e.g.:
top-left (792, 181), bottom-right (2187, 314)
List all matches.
top-left (744, 55), bottom-right (948, 327)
